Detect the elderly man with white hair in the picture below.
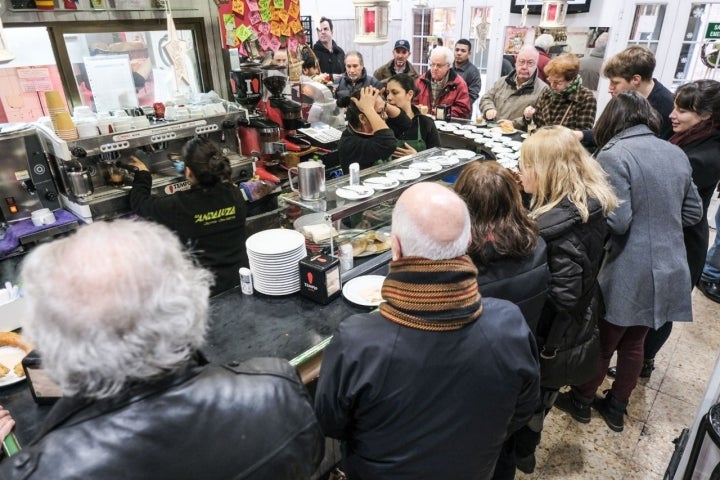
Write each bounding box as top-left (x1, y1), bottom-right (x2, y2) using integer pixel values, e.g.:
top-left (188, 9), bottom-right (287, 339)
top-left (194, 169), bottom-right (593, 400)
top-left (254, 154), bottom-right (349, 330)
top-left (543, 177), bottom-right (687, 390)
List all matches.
top-left (315, 182), bottom-right (540, 479)
top-left (0, 219), bottom-right (324, 479)
top-left (480, 45), bottom-right (549, 129)
top-left (413, 46), bottom-right (471, 119)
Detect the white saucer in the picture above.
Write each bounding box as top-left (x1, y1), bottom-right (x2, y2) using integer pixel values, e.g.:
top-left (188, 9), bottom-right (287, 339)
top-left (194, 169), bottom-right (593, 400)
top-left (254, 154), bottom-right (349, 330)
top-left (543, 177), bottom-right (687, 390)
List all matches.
top-left (363, 177), bottom-right (400, 190)
top-left (342, 275), bottom-right (386, 307)
top-left (492, 126), bottom-right (518, 135)
top-left (408, 162), bottom-right (443, 173)
top-left (449, 149), bottom-right (475, 159)
top-left (335, 185), bottom-right (375, 200)
top-left (385, 168), bottom-right (421, 182)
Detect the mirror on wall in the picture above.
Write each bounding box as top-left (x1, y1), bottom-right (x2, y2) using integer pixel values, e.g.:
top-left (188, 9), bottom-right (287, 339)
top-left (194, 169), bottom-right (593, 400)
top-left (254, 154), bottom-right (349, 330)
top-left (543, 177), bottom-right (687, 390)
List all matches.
top-left (500, 26), bottom-right (610, 91)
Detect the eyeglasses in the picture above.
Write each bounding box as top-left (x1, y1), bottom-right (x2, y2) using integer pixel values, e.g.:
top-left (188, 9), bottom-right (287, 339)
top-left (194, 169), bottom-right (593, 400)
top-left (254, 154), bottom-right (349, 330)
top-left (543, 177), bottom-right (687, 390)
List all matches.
top-left (516, 60), bottom-right (537, 67)
top-left (430, 63), bottom-right (450, 69)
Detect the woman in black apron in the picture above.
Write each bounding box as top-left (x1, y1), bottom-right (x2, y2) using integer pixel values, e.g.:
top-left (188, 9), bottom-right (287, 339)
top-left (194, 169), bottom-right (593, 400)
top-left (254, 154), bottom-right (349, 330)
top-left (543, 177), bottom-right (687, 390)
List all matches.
top-left (385, 73), bottom-right (440, 158)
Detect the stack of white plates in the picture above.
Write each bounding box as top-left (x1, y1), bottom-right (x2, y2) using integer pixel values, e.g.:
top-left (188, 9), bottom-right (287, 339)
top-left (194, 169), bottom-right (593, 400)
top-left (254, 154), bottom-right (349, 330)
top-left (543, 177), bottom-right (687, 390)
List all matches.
top-left (246, 229), bottom-right (307, 296)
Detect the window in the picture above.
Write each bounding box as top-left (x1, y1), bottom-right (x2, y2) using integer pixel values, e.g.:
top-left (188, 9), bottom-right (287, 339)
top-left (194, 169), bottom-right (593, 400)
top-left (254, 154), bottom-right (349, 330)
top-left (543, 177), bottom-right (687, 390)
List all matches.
top-left (628, 4), bottom-right (666, 53)
top-left (411, 7), bottom-right (456, 74)
top-left (672, 3), bottom-right (720, 85)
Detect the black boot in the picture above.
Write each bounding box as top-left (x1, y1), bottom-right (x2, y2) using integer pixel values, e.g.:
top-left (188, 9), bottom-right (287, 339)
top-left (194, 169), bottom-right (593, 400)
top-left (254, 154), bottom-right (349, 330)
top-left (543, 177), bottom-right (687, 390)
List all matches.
top-left (593, 391), bottom-right (627, 432)
top-left (639, 358), bottom-right (655, 378)
top-left (554, 390), bottom-right (592, 423)
top-left (607, 358), bottom-right (654, 379)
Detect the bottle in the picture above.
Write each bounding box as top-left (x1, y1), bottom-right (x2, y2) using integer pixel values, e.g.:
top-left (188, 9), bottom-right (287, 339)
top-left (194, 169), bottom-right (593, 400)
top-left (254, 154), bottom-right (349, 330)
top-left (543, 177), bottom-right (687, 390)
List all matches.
top-left (527, 118), bottom-right (537, 136)
top-left (349, 163), bottom-right (360, 186)
top-left (339, 244), bottom-right (354, 273)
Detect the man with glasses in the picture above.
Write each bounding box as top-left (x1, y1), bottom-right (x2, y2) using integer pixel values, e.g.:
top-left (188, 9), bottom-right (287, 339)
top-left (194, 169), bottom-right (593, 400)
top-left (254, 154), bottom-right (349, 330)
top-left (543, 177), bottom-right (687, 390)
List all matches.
top-left (414, 46), bottom-right (471, 119)
top-left (452, 39), bottom-right (482, 106)
top-left (312, 17), bottom-right (345, 76)
top-left (480, 45), bottom-right (548, 129)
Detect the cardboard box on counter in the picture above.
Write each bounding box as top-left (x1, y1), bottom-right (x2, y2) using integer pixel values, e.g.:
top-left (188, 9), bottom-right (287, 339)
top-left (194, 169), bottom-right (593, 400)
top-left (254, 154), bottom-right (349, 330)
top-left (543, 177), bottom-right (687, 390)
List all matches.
top-left (299, 254), bottom-right (341, 305)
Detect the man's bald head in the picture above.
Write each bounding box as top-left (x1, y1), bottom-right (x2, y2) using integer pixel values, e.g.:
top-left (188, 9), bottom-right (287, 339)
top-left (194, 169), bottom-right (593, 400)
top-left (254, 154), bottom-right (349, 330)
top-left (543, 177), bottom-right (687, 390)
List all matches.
top-left (391, 182), bottom-right (470, 260)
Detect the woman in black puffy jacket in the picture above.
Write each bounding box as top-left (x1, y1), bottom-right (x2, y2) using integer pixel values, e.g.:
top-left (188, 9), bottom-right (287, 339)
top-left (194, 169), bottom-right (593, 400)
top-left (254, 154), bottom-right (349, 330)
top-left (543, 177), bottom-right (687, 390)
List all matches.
top-left (515, 125), bottom-right (617, 473)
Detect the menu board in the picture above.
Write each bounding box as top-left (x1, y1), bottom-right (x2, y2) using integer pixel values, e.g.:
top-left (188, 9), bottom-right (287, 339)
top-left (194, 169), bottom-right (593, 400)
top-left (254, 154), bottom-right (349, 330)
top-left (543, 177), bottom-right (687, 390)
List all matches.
top-left (217, 0), bottom-right (306, 55)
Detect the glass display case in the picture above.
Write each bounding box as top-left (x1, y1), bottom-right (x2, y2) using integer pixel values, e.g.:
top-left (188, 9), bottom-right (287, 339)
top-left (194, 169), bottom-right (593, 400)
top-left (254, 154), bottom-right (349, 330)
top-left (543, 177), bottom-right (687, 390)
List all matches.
top-left (279, 147), bottom-right (481, 280)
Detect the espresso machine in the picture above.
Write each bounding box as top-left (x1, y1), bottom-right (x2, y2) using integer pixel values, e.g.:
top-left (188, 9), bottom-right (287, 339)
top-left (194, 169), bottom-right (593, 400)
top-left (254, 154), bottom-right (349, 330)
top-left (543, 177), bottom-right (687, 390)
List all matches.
top-left (0, 123), bottom-right (61, 224)
top-left (35, 106), bottom-right (254, 223)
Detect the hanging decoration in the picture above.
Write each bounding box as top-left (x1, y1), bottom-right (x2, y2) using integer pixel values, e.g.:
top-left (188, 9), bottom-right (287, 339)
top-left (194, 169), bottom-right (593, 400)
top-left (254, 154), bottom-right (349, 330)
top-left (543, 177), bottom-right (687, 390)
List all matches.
top-left (161, 1), bottom-right (191, 91)
top-left (351, 0), bottom-right (390, 45)
top-left (520, 0), bottom-right (529, 27)
top-left (217, 0), bottom-right (306, 58)
top-left (539, 0), bottom-right (568, 28)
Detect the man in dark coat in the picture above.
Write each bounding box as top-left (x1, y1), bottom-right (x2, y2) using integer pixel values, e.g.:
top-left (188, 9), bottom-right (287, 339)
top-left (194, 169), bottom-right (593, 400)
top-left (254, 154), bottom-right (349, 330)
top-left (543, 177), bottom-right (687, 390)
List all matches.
top-left (452, 38), bottom-right (482, 105)
top-left (312, 17), bottom-right (345, 75)
top-left (334, 51), bottom-right (383, 101)
top-left (0, 219), bottom-right (324, 480)
top-left (315, 182), bottom-right (540, 480)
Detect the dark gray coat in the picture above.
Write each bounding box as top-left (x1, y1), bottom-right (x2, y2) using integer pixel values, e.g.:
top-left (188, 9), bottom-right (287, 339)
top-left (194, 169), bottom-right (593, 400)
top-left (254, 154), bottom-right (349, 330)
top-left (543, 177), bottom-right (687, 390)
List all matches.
top-left (597, 124), bottom-right (703, 329)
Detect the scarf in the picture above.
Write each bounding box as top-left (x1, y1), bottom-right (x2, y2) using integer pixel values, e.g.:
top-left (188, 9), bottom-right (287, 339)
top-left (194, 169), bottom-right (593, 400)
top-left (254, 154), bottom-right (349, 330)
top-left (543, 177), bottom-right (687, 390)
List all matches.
top-left (549, 74), bottom-right (582, 98)
top-left (430, 73), bottom-right (448, 105)
top-left (379, 255), bottom-right (483, 331)
top-left (669, 119), bottom-right (718, 148)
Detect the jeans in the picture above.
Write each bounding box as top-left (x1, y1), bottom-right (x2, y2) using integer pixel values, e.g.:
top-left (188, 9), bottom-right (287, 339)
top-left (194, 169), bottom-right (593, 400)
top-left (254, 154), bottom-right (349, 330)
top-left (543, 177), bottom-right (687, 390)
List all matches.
top-left (702, 203), bottom-right (720, 283)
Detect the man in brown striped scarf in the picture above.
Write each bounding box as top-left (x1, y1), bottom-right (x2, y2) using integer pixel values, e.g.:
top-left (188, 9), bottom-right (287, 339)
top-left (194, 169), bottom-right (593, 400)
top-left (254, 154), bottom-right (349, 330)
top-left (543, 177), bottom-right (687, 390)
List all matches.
top-left (314, 182), bottom-right (540, 480)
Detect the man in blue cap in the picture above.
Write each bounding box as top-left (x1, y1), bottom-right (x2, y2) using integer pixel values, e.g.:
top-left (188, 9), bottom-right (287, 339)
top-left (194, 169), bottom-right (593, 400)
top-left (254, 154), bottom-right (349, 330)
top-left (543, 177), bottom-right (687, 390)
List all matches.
top-left (374, 39), bottom-right (420, 84)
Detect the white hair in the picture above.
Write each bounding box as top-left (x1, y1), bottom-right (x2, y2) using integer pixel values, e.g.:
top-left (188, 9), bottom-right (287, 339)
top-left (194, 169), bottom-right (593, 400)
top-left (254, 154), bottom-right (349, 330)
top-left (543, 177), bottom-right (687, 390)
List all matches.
top-left (518, 44), bottom-right (540, 61)
top-left (20, 219), bottom-right (213, 399)
top-left (430, 46), bottom-right (454, 66)
top-left (391, 192), bottom-right (471, 260)
top-left (534, 34), bottom-right (555, 51)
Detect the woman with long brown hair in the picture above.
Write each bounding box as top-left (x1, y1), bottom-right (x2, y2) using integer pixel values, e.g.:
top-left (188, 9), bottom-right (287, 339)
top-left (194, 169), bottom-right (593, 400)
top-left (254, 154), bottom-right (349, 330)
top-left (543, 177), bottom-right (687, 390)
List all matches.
top-left (455, 161), bottom-right (549, 479)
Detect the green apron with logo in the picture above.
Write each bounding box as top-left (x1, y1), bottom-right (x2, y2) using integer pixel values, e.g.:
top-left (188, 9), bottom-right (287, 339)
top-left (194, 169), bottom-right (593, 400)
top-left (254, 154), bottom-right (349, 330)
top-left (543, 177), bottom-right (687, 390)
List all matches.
top-left (383, 122), bottom-right (427, 163)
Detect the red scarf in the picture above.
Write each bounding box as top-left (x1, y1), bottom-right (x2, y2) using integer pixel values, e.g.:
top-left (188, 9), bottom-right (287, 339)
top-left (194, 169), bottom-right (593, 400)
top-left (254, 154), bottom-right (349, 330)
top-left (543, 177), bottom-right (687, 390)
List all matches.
top-left (669, 119), bottom-right (718, 147)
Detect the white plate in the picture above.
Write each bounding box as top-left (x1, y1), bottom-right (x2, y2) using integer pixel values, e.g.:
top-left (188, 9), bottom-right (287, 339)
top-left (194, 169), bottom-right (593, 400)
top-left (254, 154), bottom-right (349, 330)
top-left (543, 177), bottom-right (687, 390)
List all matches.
top-left (246, 229), bottom-right (306, 255)
top-left (492, 146), bottom-right (513, 154)
top-left (362, 177), bottom-right (400, 190)
top-left (342, 275), bottom-right (386, 307)
top-left (428, 155), bottom-right (460, 166)
top-left (408, 162), bottom-right (443, 174)
top-left (492, 126), bottom-right (518, 135)
top-left (449, 149), bottom-right (475, 159)
top-left (437, 125), bottom-right (456, 132)
top-left (293, 212), bottom-right (327, 232)
top-left (385, 168), bottom-right (421, 182)
top-left (0, 346), bottom-right (27, 388)
top-left (335, 185), bottom-right (375, 200)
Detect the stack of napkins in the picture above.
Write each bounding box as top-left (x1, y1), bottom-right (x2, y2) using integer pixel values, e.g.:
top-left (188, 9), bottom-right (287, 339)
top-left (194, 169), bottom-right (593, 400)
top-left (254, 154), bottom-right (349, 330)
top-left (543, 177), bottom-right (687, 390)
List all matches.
top-left (0, 283), bottom-right (19, 306)
top-left (0, 284), bottom-right (24, 332)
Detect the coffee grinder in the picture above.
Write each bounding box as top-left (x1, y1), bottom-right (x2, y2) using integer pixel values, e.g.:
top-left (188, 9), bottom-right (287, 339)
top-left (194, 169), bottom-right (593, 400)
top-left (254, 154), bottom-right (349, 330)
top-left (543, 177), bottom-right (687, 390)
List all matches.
top-left (262, 66), bottom-right (306, 134)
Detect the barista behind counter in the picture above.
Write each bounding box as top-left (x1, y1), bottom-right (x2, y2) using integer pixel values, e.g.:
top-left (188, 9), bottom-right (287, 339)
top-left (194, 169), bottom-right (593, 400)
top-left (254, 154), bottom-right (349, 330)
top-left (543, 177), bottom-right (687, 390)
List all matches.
top-left (337, 86), bottom-right (408, 173)
top-left (129, 137), bottom-right (248, 296)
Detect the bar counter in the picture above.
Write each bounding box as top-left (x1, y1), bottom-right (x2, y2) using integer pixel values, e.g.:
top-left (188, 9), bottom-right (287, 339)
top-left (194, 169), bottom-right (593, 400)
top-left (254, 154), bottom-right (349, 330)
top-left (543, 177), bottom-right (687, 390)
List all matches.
top-left (0, 287), bottom-right (372, 445)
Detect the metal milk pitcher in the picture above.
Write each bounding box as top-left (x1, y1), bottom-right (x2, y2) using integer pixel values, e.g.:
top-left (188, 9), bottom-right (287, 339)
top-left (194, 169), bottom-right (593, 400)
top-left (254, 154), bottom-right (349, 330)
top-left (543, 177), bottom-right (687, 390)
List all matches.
top-left (288, 160), bottom-right (325, 201)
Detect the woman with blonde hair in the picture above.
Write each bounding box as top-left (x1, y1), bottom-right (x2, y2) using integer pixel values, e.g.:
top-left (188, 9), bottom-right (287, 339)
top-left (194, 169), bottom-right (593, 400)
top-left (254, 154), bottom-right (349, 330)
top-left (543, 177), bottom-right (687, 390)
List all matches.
top-left (516, 125), bottom-right (617, 472)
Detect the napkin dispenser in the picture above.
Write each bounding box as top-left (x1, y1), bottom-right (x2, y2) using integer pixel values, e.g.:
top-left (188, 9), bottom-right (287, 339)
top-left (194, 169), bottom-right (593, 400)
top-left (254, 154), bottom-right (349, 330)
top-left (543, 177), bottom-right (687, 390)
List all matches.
top-left (22, 350), bottom-right (62, 405)
top-left (299, 254), bottom-right (341, 304)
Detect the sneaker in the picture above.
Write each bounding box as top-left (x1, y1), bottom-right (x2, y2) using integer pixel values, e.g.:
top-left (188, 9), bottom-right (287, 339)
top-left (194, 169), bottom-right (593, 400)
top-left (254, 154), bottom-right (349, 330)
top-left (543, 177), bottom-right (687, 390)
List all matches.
top-left (554, 391), bottom-right (591, 423)
top-left (515, 453), bottom-right (536, 474)
top-left (593, 391), bottom-right (627, 432)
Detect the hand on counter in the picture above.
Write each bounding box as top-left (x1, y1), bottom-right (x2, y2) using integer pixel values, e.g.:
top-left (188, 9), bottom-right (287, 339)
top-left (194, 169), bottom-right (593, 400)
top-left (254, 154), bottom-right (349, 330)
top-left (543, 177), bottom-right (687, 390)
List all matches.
top-left (523, 106), bottom-right (536, 120)
top-left (0, 407), bottom-right (15, 441)
top-left (393, 142), bottom-right (417, 158)
top-left (129, 156), bottom-right (150, 172)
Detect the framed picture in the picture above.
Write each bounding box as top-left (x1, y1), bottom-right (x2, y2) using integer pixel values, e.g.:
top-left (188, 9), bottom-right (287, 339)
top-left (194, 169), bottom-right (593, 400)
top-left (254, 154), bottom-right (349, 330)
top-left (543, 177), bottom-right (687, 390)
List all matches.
top-left (510, 0), bottom-right (592, 15)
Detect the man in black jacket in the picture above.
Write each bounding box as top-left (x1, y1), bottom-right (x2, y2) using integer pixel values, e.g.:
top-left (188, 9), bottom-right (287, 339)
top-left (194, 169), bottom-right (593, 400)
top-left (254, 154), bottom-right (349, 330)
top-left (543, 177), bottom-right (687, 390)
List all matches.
top-left (315, 182), bottom-right (541, 480)
top-left (0, 219), bottom-right (324, 479)
top-left (313, 17), bottom-right (345, 76)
